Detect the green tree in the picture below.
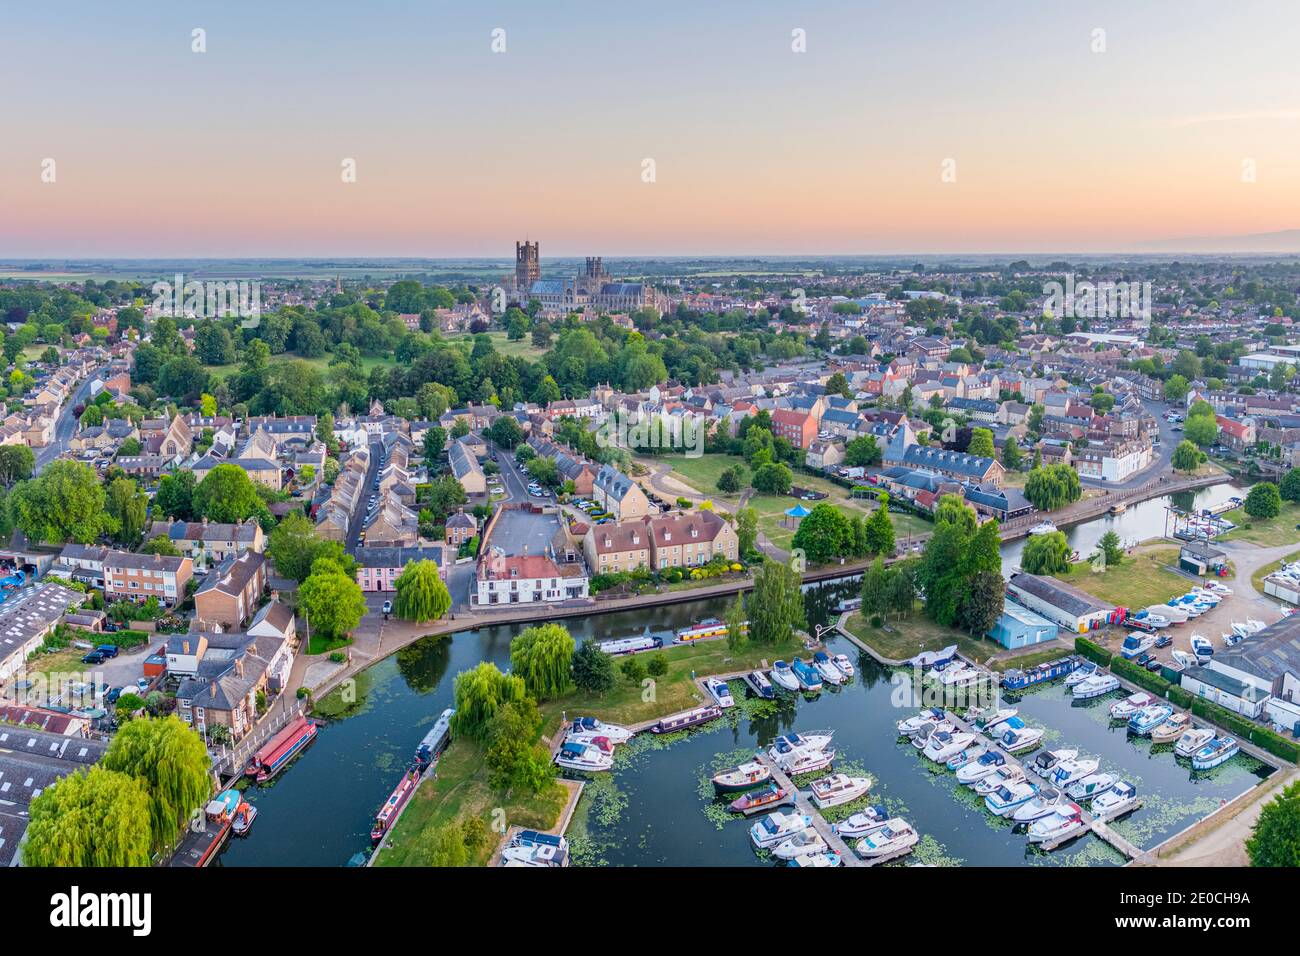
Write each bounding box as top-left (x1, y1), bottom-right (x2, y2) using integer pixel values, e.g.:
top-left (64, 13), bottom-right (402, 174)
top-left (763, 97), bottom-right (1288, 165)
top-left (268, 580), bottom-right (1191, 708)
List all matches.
top-left (967, 427), bottom-right (995, 459)
top-left (735, 506), bottom-right (758, 558)
top-left (1280, 468), bottom-right (1300, 503)
top-left (791, 502), bottom-right (852, 564)
top-left (863, 498), bottom-right (896, 556)
top-left (752, 461), bottom-right (793, 495)
top-left (716, 465), bottom-right (744, 494)
top-left (156, 470), bottom-right (196, 520)
top-left (509, 623), bottom-right (575, 700)
top-left (1098, 530), bottom-right (1124, 567)
top-left (142, 534), bottom-right (181, 556)
top-left (1163, 374), bottom-right (1190, 402)
top-left (1244, 482), bottom-right (1282, 519)
top-left (748, 559), bottom-right (804, 645)
top-left (22, 766), bottom-right (153, 866)
top-left (299, 564), bottom-right (367, 640)
top-left (725, 593), bottom-right (748, 650)
top-left (101, 715), bottom-right (213, 855)
top-left (410, 823), bottom-right (470, 867)
top-left (843, 435), bottom-right (882, 468)
top-left (1021, 531), bottom-right (1072, 574)
top-left (1246, 779), bottom-right (1300, 867)
top-left (1184, 412), bottom-right (1218, 447)
top-left (1172, 439), bottom-right (1202, 473)
top-left (959, 569), bottom-right (1005, 636)
top-left (10, 459), bottom-right (114, 544)
top-left (485, 699), bottom-right (555, 794)
top-left (0, 444), bottom-right (34, 485)
top-left (1001, 439), bottom-right (1022, 470)
top-left (106, 476), bottom-right (148, 547)
top-left (393, 559), bottom-right (452, 623)
top-left (451, 662), bottom-right (527, 741)
top-left (485, 416), bottom-right (523, 449)
top-left (572, 639), bottom-right (616, 695)
top-left (267, 511), bottom-right (322, 582)
top-left (423, 425), bottom-right (447, 461)
top-left (192, 463), bottom-right (264, 523)
top-left (1023, 463), bottom-right (1083, 512)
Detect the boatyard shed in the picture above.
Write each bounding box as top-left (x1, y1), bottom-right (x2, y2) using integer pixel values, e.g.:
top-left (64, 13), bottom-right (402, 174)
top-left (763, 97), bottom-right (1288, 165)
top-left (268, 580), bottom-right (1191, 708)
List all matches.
top-left (1179, 541), bottom-right (1227, 576)
top-left (1006, 572), bottom-right (1113, 633)
top-left (988, 601), bottom-right (1059, 650)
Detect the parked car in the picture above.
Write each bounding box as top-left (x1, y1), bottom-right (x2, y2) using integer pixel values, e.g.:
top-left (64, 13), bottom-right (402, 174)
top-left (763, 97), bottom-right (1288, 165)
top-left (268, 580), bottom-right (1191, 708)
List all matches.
top-left (135, 677), bottom-right (151, 692)
top-left (382, 600), bottom-right (393, 615)
top-left (105, 686), bottom-right (123, 704)
top-left (95, 644), bottom-right (119, 659)
top-left (81, 651), bottom-right (105, 665)
top-left (1145, 658), bottom-right (1164, 672)
top-left (1135, 652), bottom-right (1152, 667)
top-left (1154, 634), bottom-right (1172, 648)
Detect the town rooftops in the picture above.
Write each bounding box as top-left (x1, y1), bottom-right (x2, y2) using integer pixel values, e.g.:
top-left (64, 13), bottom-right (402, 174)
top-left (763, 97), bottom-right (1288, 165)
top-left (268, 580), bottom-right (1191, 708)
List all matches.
top-left (1008, 572), bottom-right (1113, 619)
top-left (194, 551), bottom-right (265, 597)
top-left (1212, 614), bottom-right (1300, 683)
top-left (105, 551), bottom-right (188, 573)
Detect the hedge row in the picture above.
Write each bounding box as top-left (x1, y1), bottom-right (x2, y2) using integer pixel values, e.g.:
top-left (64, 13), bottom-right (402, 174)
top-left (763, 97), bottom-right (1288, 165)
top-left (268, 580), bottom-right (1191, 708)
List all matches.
top-left (113, 630), bottom-right (150, 649)
top-left (1074, 637), bottom-right (1300, 764)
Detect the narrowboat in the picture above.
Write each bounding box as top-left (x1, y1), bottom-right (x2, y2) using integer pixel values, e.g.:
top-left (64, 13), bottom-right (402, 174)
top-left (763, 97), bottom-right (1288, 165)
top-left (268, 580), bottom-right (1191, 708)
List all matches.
top-left (835, 597), bottom-right (863, 613)
top-left (415, 707), bottom-right (456, 770)
top-left (649, 704), bottom-right (722, 735)
top-left (1001, 655), bottom-right (1081, 691)
top-left (675, 618), bottom-right (746, 643)
top-left (246, 716), bottom-right (318, 783)
top-left (370, 767), bottom-right (421, 844)
top-left (168, 788), bottom-right (241, 867)
top-left (597, 634), bottom-right (664, 656)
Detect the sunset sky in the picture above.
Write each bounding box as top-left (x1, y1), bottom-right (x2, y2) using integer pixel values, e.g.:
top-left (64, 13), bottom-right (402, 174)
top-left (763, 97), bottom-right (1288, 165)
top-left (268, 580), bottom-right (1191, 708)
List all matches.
top-left (3, 0), bottom-right (1300, 257)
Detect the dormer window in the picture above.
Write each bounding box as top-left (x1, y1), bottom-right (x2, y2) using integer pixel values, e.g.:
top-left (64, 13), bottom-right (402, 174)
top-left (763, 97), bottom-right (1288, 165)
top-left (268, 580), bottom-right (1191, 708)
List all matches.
top-left (691, 527), bottom-right (699, 538)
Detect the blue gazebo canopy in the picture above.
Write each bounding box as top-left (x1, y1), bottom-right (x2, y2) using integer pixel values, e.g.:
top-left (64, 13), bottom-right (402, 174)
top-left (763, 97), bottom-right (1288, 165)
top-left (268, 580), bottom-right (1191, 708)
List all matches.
top-left (785, 504), bottom-right (812, 518)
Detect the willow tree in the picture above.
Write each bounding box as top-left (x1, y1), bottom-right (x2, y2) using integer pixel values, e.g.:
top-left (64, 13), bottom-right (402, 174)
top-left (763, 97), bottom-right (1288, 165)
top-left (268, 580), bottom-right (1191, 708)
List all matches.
top-left (102, 715), bottom-right (213, 855)
top-left (393, 559), bottom-right (451, 623)
top-left (509, 623), bottom-right (575, 701)
top-left (451, 662), bottom-right (528, 741)
top-left (748, 560), bottom-right (804, 645)
top-left (23, 766), bottom-right (152, 866)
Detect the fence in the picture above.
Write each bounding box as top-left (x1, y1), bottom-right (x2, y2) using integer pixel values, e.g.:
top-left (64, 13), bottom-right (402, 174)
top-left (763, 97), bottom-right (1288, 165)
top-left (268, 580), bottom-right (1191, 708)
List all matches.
top-left (214, 691), bottom-right (305, 777)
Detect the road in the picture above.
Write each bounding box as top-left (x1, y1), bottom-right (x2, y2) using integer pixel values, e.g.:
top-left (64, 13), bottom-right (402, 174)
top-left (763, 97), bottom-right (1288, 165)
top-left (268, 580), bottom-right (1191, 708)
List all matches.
top-left (35, 364), bottom-right (104, 470)
top-left (345, 439), bottom-right (383, 552)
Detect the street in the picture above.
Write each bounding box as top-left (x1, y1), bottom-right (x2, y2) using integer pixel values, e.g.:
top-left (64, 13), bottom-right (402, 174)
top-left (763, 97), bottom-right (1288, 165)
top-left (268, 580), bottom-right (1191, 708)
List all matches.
top-left (344, 439), bottom-right (384, 552)
top-left (35, 364), bottom-right (105, 470)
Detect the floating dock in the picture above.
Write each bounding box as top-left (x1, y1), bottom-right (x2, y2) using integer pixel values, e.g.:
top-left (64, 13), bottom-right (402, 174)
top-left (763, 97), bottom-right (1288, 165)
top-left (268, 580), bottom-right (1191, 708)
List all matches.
top-left (754, 752), bottom-right (867, 867)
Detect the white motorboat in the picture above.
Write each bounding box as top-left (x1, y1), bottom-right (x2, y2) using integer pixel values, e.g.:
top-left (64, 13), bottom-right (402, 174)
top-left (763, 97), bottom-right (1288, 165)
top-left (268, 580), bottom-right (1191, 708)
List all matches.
top-left (1063, 662), bottom-right (1097, 688)
top-left (743, 670), bottom-right (775, 700)
top-left (1050, 756), bottom-right (1100, 787)
top-left (500, 836), bottom-right (569, 867)
top-left (772, 827), bottom-right (829, 860)
top-left (1065, 771), bottom-right (1116, 801)
top-left (831, 653), bottom-right (855, 679)
top-left (946, 744), bottom-right (986, 771)
top-left (784, 747), bottom-right (836, 776)
top-left (711, 761), bottom-right (772, 794)
top-left (1028, 748), bottom-right (1078, 779)
top-left (956, 749), bottom-right (1008, 784)
top-left (855, 819), bottom-right (918, 859)
top-left (768, 732), bottom-right (833, 763)
top-left (1072, 673), bottom-right (1120, 699)
top-left (1012, 785), bottom-right (1065, 823)
top-left (1232, 619), bottom-right (1266, 639)
top-left (1150, 712), bottom-right (1192, 744)
top-left (769, 660), bottom-right (801, 692)
top-left (554, 741), bottom-right (614, 773)
top-left (923, 730), bottom-right (978, 764)
top-left (985, 780), bottom-right (1039, 816)
top-left (567, 716), bottom-right (632, 745)
top-left (1171, 650), bottom-right (1199, 669)
top-left (1091, 781), bottom-right (1139, 821)
top-left (974, 764), bottom-right (1026, 796)
top-left (1119, 633), bottom-right (1156, 660)
top-left (813, 652), bottom-right (844, 686)
top-left (1192, 735), bottom-right (1240, 771)
top-left (809, 773), bottom-right (873, 809)
top-left (1150, 603), bottom-right (1188, 624)
top-left (787, 851), bottom-right (841, 868)
top-left (1189, 589), bottom-right (1220, 606)
top-left (910, 720), bottom-right (957, 749)
top-left (1200, 581), bottom-right (1231, 595)
top-left (1175, 727), bottom-right (1215, 759)
top-left (999, 725), bottom-right (1045, 754)
top-left (1028, 520), bottom-right (1058, 536)
top-left (1027, 802), bottom-right (1086, 844)
top-left (750, 811), bottom-right (813, 849)
top-left (704, 677), bottom-right (735, 708)
top-left (1190, 635), bottom-right (1214, 664)
top-left (971, 706), bottom-right (1018, 736)
top-left (832, 806), bottom-right (890, 838)
top-left (1128, 703), bottom-right (1175, 736)
top-left (937, 665), bottom-right (986, 688)
top-left (1109, 692), bottom-right (1156, 721)
top-left (1222, 630), bottom-right (1244, 648)
top-left (896, 708), bottom-right (946, 736)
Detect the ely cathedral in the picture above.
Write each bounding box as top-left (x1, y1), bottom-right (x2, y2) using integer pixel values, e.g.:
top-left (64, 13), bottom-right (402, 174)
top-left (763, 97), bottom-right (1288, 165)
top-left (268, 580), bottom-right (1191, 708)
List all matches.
top-left (512, 241), bottom-right (659, 316)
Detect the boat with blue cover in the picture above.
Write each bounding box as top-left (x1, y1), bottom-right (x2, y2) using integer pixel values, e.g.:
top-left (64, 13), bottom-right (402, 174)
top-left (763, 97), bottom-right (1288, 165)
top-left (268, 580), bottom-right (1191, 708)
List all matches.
top-left (790, 658), bottom-right (823, 692)
top-left (1000, 655), bottom-right (1080, 690)
top-left (1192, 735), bottom-right (1239, 771)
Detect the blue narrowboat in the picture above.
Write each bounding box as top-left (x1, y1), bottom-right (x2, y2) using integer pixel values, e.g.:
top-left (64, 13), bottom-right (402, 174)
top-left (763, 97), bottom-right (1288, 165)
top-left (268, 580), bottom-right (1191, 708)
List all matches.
top-left (1000, 655), bottom-right (1081, 691)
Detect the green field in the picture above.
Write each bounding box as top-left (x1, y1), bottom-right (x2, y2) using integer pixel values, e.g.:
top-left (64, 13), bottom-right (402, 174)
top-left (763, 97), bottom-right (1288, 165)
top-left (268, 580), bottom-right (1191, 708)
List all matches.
top-left (443, 330), bottom-right (548, 360)
top-left (203, 352), bottom-right (396, 379)
top-left (844, 609), bottom-right (1000, 664)
top-left (1220, 501), bottom-right (1300, 548)
top-left (1054, 549), bottom-right (1190, 609)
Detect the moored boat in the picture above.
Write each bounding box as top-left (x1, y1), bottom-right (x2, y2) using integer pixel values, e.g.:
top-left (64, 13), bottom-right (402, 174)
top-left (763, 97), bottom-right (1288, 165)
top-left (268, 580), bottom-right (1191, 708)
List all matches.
top-left (1028, 520), bottom-right (1058, 536)
top-left (1109, 692), bottom-right (1156, 721)
top-left (974, 764), bottom-right (1026, 795)
top-left (768, 731), bottom-right (833, 762)
top-left (855, 819), bottom-right (918, 859)
top-left (567, 715), bottom-right (631, 745)
top-left (231, 798), bottom-right (258, 837)
top-left (370, 767), bottom-right (422, 844)
top-left (1091, 781), bottom-right (1139, 822)
top-left (1128, 703), bottom-right (1175, 736)
top-left (971, 706), bottom-right (1018, 736)
top-left (772, 828), bottom-right (829, 861)
top-left (946, 744), bottom-right (986, 771)
top-left (554, 740), bottom-right (614, 772)
top-left (832, 806), bottom-right (890, 837)
top-left (1012, 785), bottom-right (1065, 824)
top-left (730, 783), bottom-right (792, 815)
top-left (1063, 661), bottom-right (1098, 687)
top-left (999, 725), bottom-right (1045, 754)
top-left (750, 811), bottom-right (812, 849)
top-left (415, 707), bottom-right (456, 769)
top-left (788, 851), bottom-right (841, 868)
top-left (897, 707), bottom-right (946, 735)
top-left (704, 677), bottom-right (735, 708)
top-left (246, 716), bottom-right (318, 783)
top-left (1191, 735), bottom-right (1239, 771)
top-left (1001, 655), bottom-right (1080, 690)
top-left (1150, 712), bottom-right (1192, 744)
top-left (1175, 727), bottom-right (1215, 758)
top-left (743, 670), bottom-right (776, 699)
top-left (501, 830), bottom-right (569, 867)
top-left (712, 760), bottom-right (772, 793)
top-left (650, 704), bottom-right (722, 734)
top-left (1064, 771), bottom-right (1116, 801)
top-left (956, 749), bottom-right (1007, 784)
top-left (1029, 748), bottom-right (1078, 779)
top-left (784, 747), bottom-right (837, 776)
top-left (923, 730), bottom-right (978, 763)
top-left (985, 780), bottom-right (1039, 816)
top-left (1050, 756), bottom-right (1100, 787)
top-left (791, 658), bottom-right (823, 692)
top-left (769, 660), bottom-right (800, 692)
top-left (1073, 673), bottom-right (1120, 700)
top-left (676, 617), bottom-right (744, 643)
top-left (809, 773), bottom-right (872, 809)
top-left (1027, 802), bottom-right (1086, 844)
top-left (832, 653), bottom-right (855, 679)
top-left (812, 651), bottom-right (844, 685)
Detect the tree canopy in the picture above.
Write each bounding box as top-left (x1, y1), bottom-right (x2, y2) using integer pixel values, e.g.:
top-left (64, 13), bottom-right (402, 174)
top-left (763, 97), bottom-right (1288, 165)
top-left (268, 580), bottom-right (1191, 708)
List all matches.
top-left (393, 559), bottom-right (452, 623)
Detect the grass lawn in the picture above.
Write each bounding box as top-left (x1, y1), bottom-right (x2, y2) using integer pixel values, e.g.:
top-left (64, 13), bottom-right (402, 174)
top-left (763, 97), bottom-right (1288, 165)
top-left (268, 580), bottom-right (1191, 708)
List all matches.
top-left (1220, 500), bottom-right (1300, 548)
top-left (655, 453), bottom-right (743, 498)
top-left (536, 637), bottom-right (801, 733)
top-left (844, 610), bottom-right (1000, 664)
top-left (204, 352), bottom-right (396, 379)
top-left (374, 738), bottom-right (570, 867)
top-left (1054, 550), bottom-right (1190, 608)
top-left (20, 647), bottom-right (88, 688)
top-left (750, 493), bottom-right (929, 552)
top-left (443, 330), bottom-right (548, 360)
